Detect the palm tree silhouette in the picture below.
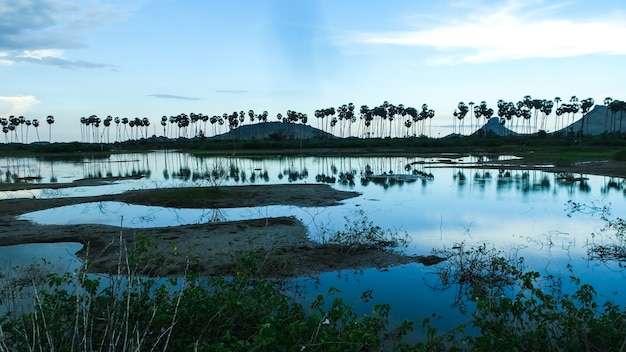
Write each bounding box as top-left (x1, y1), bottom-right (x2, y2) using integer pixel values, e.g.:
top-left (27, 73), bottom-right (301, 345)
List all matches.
top-left (468, 102), bottom-right (475, 133)
top-left (455, 102), bottom-right (469, 135)
top-left (46, 115), bottom-right (54, 142)
top-left (32, 119), bottom-right (40, 142)
top-left (579, 98), bottom-right (595, 139)
top-left (569, 96), bottom-right (579, 129)
top-left (603, 97), bottom-right (613, 132)
top-left (553, 97), bottom-right (562, 132)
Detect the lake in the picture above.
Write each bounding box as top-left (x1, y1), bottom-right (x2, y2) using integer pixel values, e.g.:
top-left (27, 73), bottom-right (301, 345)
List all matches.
top-left (2, 150), bottom-right (626, 334)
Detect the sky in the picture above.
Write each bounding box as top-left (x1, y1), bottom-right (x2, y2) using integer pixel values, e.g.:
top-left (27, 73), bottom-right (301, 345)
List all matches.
top-left (2, 0), bottom-right (626, 142)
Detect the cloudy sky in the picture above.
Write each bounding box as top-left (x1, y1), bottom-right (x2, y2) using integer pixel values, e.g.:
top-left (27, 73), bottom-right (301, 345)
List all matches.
top-left (2, 0), bottom-right (625, 142)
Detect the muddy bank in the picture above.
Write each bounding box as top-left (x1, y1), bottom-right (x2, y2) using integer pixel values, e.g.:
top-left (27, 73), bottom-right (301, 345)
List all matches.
top-left (0, 184), bottom-right (442, 277)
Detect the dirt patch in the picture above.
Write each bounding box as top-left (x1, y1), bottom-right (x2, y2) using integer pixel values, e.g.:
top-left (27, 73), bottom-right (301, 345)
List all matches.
top-left (0, 183), bottom-right (440, 277)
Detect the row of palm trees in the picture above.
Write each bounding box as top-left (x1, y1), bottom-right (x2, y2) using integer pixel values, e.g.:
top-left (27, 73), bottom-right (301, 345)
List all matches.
top-left (452, 96), bottom-right (626, 136)
top-left (0, 115), bottom-right (54, 143)
top-left (3, 96), bottom-right (626, 143)
top-left (313, 102), bottom-right (435, 139)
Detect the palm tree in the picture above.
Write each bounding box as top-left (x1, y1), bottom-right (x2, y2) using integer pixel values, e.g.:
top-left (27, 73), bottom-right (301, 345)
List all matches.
top-left (454, 102), bottom-right (469, 135)
top-left (603, 97), bottom-right (613, 132)
top-left (569, 96), bottom-right (579, 128)
top-left (579, 98), bottom-right (595, 138)
top-left (371, 105), bottom-right (387, 138)
top-left (612, 100), bottom-right (626, 133)
top-left (122, 117), bottom-right (129, 140)
top-left (104, 116), bottom-right (113, 143)
top-left (113, 117), bottom-right (120, 141)
top-left (32, 119), bottom-right (40, 142)
top-left (554, 97), bottom-right (562, 132)
top-left (359, 105), bottom-right (373, 138)
top-left (161, 116), bottom-right (168, 137)
top-left (474, 101), bottom-right (493, 135)
top-left (346, 103), bottom-right (356, 137)
top-left (0, 118), bottom-right (8, 143)
top-left (24, 119), bottom-right (32, 143)
top-left (46, 115), bottom-right (54, 142)
top-left (468, 102), bottom-right (475, 133)
top-left (540, 100), bottom-right (554, 132)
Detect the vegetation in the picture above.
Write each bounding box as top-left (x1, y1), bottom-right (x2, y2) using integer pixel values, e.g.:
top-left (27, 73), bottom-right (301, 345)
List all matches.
top-left (2, 239), bottom-right (626, 350)
top-left (2, 95), bottom-right (626, 144)
top-left (320, 210), bottom-right (410, 254)
top-left (0, 237), bottom-right (418, 351)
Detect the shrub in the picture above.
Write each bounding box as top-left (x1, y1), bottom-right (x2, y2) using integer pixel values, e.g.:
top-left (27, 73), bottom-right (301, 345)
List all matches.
top-left (320, 210), bottom-right (410, 254)
top-left (0, 245), bottom-right (415, 351)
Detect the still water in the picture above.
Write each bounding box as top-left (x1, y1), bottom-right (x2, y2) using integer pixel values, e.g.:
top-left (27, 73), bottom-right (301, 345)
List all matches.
top-left (2, 151), bottom-right (626, 332)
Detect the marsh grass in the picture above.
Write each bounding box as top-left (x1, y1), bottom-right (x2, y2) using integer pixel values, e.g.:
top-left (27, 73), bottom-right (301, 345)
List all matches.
top-left (0, 233), bottom-right (416, 351)
top-left (1, 220), bottom-right (626, 350)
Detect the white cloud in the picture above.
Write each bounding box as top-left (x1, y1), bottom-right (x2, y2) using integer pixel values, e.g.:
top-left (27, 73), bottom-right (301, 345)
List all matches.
top-left (0, 0), bottom-right (138, 68)
top-left (19, 49), bottom-right (64, 60)
top-left (346, 1), bottom-right (626, 64)
top-left (0, 96), bottom-right (41, 116)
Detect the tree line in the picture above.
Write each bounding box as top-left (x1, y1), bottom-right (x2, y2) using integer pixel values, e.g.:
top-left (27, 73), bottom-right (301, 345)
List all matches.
top-left (1, 96), bottom-right (625, 143)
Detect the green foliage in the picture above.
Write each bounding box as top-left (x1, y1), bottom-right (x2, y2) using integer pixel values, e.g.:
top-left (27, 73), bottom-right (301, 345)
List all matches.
top-left (2, 237), bottom-right (626, 351)
top-left (588, 216), bottom-right (626, 263)
top-left (0, 249), bottom-right (415, 351)
top-left (320, 210), bottom-right (410, 254)
top-left (466, 269), bottom-right (626, 351)
top-left (431, 242), bottom-right (525, 309)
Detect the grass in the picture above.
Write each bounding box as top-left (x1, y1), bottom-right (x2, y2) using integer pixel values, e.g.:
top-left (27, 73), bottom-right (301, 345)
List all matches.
top-left (2, 132), bottom-right (626, 159)
top-left (2, 238), bottom-right (626, 351)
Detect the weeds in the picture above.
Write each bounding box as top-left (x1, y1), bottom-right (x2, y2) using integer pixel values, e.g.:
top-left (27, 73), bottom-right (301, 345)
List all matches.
top-left (430, 242), bottom-right (525, 310)
top-left (0, 239), bottom-right (416, 351)
top-left (1, 225), bottom-right (626, 350)
top-left (320, 210), bottom-right (410, 254)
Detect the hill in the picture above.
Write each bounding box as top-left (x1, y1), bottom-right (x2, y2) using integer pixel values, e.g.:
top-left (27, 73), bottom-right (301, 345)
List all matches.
top-left (210, 121), bottom-right (335, 140)
top-left (556, 105), bottom-right (624, 136)
top-left (466, 105), bottom-right (624, 137)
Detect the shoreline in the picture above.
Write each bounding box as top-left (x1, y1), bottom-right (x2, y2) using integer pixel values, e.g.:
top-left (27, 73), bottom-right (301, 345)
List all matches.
top-left (0, 184), bottom-right (442, 277)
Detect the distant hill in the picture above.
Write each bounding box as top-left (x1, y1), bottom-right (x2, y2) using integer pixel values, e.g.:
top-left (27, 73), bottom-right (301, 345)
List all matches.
top-left (463, 105), bottom-right (623, 137)
top-left (556, 105), bottom-right (624, 136)
top-left (472, 117), bottom-right (518, 137)
top-left (210, 121), bottom-right (335, 140)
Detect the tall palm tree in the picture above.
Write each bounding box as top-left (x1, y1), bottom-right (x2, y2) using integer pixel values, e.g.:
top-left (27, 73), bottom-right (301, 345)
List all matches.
top-left (455, 102), bottom-right (469, 135)
top-left (46, 115), bottom-right (54, 142)
top-left (569, 96), bottom-right (579, 128)
top-left (468, 102), bottom-right (475, 133)
top-left (121, 117), bottom-right (129, 140)
top-left (0, 118), bottom-right (9, 143)
top-left (603, 97), bottom-right (613, 132)
top-left (359, 105), bottom-right (372, 138)
top-left (612, 100), bottom-right (626, 133)
top-left (32, 119), bottom-right (40, 142)
top-left (24, 119), bottom-right (32, 143)
top-left (474, 101), bottom-right (493, 135)
top-left (540, 100), bottom-right (554, 132)
top-left (579, 98), bottom-right (595, 137)
top-left (161, 116), bottom-right (168, 137)
top-left (553, 97), bottom-right (562, 132)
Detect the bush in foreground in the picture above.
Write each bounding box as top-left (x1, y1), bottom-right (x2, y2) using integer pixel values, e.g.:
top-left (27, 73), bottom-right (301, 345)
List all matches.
top-left (1, 237), bottom-right (626, 350)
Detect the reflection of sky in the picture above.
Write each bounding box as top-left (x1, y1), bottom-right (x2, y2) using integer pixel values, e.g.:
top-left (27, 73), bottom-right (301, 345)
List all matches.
top-left (4, 153), bottom-right (626, 330)
top-left (0, 243), bottom-right (83, 272)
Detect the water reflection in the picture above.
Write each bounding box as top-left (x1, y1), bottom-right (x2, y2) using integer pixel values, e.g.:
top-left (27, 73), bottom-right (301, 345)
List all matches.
top-left (4, 152), bottom-right (626, 335)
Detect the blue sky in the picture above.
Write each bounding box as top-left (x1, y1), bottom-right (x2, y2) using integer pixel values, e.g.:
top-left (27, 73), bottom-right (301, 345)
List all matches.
top-left (2, 0), bottom-right (626, 142)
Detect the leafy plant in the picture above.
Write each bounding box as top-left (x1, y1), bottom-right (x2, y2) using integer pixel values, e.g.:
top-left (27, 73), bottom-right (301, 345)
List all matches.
top-left (0, 243), bottom-right (416, 351)
top-left (320, 210), bottom-right (410, 254)
top-left (431, 242), bottom-right (525, 310)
